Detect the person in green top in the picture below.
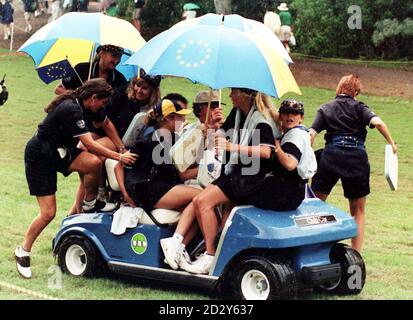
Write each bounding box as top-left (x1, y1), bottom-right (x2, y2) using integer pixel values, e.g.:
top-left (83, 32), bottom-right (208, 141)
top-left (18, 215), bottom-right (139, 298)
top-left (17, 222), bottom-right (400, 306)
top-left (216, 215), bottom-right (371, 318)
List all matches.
top-left (278, 2), bottom-right (293, 53)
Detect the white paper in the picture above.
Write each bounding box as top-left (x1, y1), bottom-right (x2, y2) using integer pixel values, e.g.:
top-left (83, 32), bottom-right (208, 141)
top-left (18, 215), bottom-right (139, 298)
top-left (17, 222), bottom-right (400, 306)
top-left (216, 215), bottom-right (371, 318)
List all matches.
top-left (384, 144), bottom-right (398, 191)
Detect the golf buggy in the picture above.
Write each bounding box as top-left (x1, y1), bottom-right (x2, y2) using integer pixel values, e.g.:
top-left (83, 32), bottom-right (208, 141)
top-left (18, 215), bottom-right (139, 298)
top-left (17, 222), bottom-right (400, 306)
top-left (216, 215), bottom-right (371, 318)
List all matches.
top-left (53, 174), bottom-right (366, 299)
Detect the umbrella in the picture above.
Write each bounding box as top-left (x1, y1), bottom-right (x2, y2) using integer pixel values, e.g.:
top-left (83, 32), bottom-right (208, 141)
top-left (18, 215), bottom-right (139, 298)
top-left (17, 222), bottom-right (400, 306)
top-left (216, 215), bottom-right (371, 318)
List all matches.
top-left (126, 13), bottom-right (301, 98)
top-left (18, 12), bottom-right (146, 83)
top-left (183, 3), bottom-right (200, 11)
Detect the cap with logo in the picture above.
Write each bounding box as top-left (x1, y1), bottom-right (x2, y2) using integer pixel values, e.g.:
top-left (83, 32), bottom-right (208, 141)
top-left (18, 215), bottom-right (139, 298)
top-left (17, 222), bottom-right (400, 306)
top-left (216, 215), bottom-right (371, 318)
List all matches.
top-left (138, 69), bottom-right (162, 87)
top-left (279, 99), bottom-right (304, 115)
top-left (154, 99), bottom-right (192, 118)
top-left (96, 44), bottom-right (124, 56)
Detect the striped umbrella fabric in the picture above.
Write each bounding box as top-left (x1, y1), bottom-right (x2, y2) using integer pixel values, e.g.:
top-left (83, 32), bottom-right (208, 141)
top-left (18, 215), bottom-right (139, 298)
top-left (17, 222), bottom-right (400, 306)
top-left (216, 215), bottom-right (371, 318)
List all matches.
top-left (126, 13), bottom-right (301, 98)
top-left (18, 12), bottom-right (146, 83)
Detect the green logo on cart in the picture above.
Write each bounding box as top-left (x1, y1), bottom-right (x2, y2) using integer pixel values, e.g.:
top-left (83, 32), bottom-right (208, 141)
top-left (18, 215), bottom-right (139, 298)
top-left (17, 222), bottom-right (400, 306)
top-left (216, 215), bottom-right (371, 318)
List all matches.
top-left (131, 233), bottom-right (148, 255)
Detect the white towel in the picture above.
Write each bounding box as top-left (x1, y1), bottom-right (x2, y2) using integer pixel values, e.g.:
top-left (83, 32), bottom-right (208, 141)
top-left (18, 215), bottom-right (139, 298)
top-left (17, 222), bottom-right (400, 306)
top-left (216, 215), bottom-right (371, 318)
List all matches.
top-left (110, 206), bottom-right (144, 235)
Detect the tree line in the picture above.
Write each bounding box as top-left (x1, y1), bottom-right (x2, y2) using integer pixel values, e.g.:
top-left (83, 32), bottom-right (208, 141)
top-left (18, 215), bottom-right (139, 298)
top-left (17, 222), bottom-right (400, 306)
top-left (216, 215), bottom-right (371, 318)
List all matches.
top-left (116, 0), bottom-right (413, 60)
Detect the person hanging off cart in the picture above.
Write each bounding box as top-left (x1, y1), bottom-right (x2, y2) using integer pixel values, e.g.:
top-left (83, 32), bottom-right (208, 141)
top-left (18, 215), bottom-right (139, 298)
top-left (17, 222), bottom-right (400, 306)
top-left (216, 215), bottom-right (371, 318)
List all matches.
top-left (55, 45), bottom-right (128, 214)
top-left (160, 88), bottom-right (280, 274)
top-left (310, 74), bottom-right (397, 252)
top-left (15, 79), bottom-right (138, 279)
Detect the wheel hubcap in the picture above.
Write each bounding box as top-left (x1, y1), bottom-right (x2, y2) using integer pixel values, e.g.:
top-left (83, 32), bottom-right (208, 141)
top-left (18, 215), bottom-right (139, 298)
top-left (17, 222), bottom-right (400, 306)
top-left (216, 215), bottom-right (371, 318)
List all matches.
top-left (65, 244), bottom-right (87, 276)
top-left (241, 270), bottom-right (270, 300)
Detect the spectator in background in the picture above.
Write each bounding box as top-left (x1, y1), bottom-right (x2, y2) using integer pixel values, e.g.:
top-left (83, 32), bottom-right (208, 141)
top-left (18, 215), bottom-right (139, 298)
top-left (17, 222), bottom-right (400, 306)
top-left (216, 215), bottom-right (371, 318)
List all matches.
top-left (48, 0), bottom-right (62, 22)
top-left (277, 2), bottom-right (293, 53)
top-left (263, 0), bottom-right (281, 38)
top-left (22, 0), bottom-right (37, 33)
top-left (132, 0), bottom-right (147, 32)
top-left (1, 0), bottom-right (14, 40)
top-left (78, 0), bottom-right (89, 12)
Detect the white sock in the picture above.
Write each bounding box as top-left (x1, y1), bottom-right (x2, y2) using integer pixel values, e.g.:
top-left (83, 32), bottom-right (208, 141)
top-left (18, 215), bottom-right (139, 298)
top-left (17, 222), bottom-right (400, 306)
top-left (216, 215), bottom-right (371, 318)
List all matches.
top-left (83, 198), bottom-right (96, 206)
top-left (172, 233), bottom-right (184, 246)
top-left (17, 246), bottom-right (30, 257)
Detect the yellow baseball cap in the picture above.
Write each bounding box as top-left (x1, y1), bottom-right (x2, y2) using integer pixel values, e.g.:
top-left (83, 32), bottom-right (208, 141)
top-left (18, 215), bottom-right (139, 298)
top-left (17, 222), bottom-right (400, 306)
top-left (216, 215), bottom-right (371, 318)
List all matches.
top-left (154, 99), bottom-right (192, 118)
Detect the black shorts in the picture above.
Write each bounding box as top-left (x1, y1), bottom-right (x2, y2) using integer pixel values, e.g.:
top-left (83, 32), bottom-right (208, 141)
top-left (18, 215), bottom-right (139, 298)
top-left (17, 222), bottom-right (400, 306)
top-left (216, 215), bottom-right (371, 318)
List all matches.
top-left (134, 180), bottom-right (180, 212)
top-left (311, 145), bottom-right (370, 199)
top-left (250, 176), bottom-right (306, 211)
top-left (24, 136), bottom-right (82, 196)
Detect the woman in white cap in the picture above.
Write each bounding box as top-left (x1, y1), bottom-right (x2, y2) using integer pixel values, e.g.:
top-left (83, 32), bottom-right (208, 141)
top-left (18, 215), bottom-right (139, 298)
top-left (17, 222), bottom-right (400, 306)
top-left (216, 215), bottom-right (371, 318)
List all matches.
top-left (278, 2), bottom-right (293, 52)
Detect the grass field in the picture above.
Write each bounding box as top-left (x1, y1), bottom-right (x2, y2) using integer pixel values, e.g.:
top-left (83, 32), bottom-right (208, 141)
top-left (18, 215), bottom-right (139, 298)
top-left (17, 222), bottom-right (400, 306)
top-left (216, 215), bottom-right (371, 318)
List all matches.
top-left (0, 51), bottom-right (412, 300)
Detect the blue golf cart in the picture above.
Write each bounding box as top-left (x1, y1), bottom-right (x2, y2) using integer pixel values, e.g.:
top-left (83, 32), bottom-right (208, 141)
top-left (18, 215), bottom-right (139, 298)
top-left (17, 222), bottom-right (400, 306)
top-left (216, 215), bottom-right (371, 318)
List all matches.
top-left (53, 192), bottom-right (366, 300)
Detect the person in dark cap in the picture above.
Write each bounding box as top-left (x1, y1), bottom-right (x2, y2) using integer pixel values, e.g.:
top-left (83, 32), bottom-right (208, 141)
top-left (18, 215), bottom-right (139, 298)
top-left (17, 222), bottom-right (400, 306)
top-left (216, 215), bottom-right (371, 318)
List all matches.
top-left (247, 99), bottom-right (317, 212)
top-left (106, 68), bottom-right (162, 138)
top-left (55, 44), bottom-right (127, 95)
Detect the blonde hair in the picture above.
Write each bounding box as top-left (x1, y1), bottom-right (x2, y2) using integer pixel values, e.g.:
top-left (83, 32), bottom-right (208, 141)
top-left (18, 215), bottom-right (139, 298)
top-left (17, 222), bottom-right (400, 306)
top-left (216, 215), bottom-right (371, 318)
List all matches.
top-left (126, 76), bottom-right (161, 107)
top-left (237, 89), bottom-right (281, 129)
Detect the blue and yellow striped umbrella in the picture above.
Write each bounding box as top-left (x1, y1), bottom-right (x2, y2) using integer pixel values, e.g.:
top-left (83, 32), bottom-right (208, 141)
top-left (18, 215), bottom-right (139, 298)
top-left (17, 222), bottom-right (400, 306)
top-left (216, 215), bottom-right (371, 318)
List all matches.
top-left (18, 12), bottom-right (146, 83)
top-left (126, 13), bottom-right (300, 98)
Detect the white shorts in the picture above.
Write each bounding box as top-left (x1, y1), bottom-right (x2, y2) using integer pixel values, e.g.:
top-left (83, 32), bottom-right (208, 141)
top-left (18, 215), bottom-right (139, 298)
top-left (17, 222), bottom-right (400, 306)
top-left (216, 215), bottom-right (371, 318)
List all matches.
top-left (279, 25), bottom-right (292, 42)
top-left (24, 12), bottom-right (33, 21)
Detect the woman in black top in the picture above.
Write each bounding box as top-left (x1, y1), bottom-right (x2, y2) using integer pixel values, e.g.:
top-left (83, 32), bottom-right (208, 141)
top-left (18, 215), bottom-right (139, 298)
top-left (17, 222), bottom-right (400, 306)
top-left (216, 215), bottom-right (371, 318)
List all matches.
top-left (115, 99), bottom-right (201, 213)
top-left (160, 88), bottom-right (279, 274)
top-left (310, 74), bottom-right (397, 252)
top-left (106, 69), bottom-right (162, 138)
top-left (15, 79), bottom-right (138, 279)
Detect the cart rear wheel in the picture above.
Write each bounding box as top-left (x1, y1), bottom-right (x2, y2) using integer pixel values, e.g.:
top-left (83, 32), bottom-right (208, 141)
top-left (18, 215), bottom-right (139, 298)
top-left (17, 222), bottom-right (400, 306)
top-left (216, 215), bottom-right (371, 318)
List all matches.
top-left (230, 255), bottom-right (298, 300)
top-left (317, 243), bottom-right (366, 295)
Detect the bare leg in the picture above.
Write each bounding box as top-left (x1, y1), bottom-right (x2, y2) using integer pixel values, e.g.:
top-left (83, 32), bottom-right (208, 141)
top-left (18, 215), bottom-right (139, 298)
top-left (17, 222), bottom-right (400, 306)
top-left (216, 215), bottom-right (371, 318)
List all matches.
top-left (349, 197), bottom-right (366, 252)
top-left (22, 195), bottom-right (57, 252)
top-left (174, 202), bottom-right (199, 246)
top-left (221, 202), bottom-right (236, 229)
top-left (193, 185), bottom-right (230, 255)
top-left (68, 173), bottom-right (85, 215)
top-left (68, 152), bottom-right (102, 202)
top-left (314, 191), bottom-right (329, 201)
top-left (154, 185), bottom-right (202, 210)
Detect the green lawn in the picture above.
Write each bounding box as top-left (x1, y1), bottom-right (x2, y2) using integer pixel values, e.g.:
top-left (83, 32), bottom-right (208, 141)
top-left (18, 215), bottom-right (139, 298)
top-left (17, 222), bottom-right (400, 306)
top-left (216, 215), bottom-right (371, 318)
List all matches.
top-left (0, 52), bottom-right (412, 300)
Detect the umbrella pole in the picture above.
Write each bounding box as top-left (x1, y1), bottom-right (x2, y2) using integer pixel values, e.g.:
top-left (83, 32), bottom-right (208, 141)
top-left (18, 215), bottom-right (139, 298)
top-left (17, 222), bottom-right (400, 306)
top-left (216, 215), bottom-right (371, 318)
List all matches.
top-left (205, 89), bottom-right (213, 128)
top-left (88, 43), bottom-right (96, 81)
top-left (66, 55), bottom-right (84, 86)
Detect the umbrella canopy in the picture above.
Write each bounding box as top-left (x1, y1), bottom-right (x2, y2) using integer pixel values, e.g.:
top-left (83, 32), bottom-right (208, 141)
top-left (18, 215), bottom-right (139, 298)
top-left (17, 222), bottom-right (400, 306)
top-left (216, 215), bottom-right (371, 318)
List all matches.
top-left (18, 12), bottom-right (146, 83)
top-left (126, 14), bottom-right (300, 98)
top-left (174, 13), bottom-right (292, 64)
top-left (183, 3), bottom-right (200, 10)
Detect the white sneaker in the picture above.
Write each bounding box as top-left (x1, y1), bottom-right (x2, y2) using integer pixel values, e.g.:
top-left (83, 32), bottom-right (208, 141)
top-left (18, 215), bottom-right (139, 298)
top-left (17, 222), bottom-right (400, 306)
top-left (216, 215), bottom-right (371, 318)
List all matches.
top-left (178, 245), bottom-right (193, 271)
top-left (160, 237), bottom-right (180, 270)
top-left (184, 252), bottom-right (214, 275)
top-left (15, 246), bottom-right (32, 279)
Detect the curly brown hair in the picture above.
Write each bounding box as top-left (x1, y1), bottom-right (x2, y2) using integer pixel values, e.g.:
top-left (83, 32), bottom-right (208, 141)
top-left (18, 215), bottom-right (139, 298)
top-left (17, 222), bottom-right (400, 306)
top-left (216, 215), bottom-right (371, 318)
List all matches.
top-left (45, 78), bottom-right (113, 113)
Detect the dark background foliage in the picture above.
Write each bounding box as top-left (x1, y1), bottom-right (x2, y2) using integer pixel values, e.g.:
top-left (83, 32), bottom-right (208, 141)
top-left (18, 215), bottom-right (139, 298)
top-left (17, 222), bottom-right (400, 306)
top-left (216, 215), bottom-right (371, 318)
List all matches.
top-left (116, 0), bottom-right (413, 60)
